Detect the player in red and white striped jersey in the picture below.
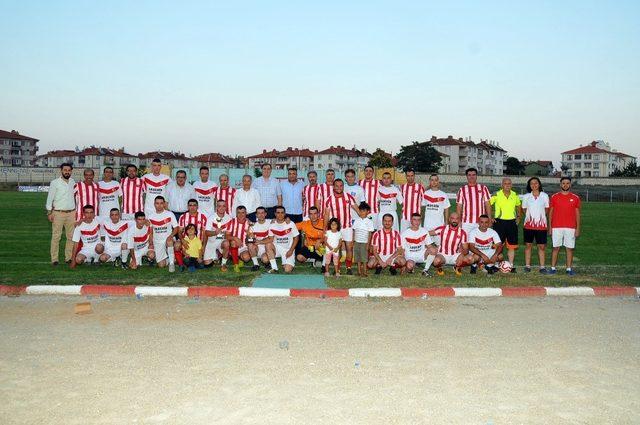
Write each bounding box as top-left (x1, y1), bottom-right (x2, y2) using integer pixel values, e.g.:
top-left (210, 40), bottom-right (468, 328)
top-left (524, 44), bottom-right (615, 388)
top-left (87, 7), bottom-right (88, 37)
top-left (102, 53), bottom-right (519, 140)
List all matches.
top-left (192, 166), bottom-right (218, 217)
top-left (147, 195), bottom-right (179, 272)
top-left (120, 164), bottom-right (144, 221)
top-left (225, 206), bottom-right (260, 272)
top-left (97, 167), bottom-right (122, 222)
top-left (203, 199), bottom-right (232, 267)
top-left (142, 158), bottom-right (172, 216)
top-left (317, 169), bottom-right (335, 215)
top-left (468, 214), bottom-right (503, 274)
top-left (429, 212), bottom-right (473, 275)
top-left (129, 211), bottom-right (155, 269)
top-left (401, 213), bottom-right (437, 275)
top-left (177, 199), bottom-right (208, 239)
top-left (400, 169), bottom-right (425, 232)
top-left (99, 208), bottom-right (131, 266)
top-left (302, 171), bottom-right (322, 219)
top-left (359, 165), bottom-right (380, 225)
top-left (456, 167), bottom-right (492, 235)
top-left (74, 169), bottom-right (99, 221)
top-left (368, 213), bottom-right (406, 274)
top-left (217, 174), bottom-right (237, 217)
top-left (377, 172), bottom-right (403, 231)
top-left (323, 179), bottom-right (358, 274)
top-left (70, 205), bottom-right (104, 267)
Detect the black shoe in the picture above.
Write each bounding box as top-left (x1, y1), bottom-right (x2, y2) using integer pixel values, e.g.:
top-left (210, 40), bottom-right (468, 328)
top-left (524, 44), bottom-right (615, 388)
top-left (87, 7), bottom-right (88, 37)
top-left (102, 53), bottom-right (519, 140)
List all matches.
top-left (65, 260), bottom-right (72, 264)
top-left (510, 267), bottom-right (517, 274)
top-left (390, 267), bottom-right (397, 276)
top-left (487, 266), bottom-right (496, 275)
top-left (470, 265), bottom-right (477, 274)
top-left (524, 266), bottom-right (531, 273)
top-left (251, 265), bottom-right (260, 272)
top-left (52, 261), bottom-right (59, 266)
top-left (121, 261), bottom-right (129, 270)
top-left (346, 268), bottom-right (352, 275)
top-left (375, 267), bottom-right (382, 275)
top-left (114, 257), bottom-right (122, 268)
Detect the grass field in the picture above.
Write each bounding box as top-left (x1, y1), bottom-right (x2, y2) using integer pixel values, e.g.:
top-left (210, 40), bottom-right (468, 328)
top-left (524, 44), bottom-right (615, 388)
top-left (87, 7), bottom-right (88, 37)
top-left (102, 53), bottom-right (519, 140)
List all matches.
top-left (0, 192), bottom-right (638, 288)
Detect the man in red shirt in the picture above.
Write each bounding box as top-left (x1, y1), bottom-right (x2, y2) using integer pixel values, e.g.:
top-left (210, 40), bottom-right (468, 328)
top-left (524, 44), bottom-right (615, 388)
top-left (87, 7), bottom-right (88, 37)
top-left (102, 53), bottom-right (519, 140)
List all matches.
top-left (549, 177), bottom-right (581, 275)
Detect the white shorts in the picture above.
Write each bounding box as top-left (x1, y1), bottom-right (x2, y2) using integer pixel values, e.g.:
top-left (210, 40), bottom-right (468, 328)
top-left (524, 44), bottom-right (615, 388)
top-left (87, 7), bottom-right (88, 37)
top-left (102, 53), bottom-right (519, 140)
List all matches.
top-left (153, 238), bottom-right (169, 263)
top-left (341, 227), bottom-right (353, 243)
top-left (134, 247), bottom-right (150, 264)
top-left (238, 245), bottom-right (248, 255)
top-left (424, 226), bottom-right (442, 246)
top-left (203, 237), bottom-right (225, 261)
top-left (256, 243), bottom-right (267, 257)
top-left (440, 253), bottom-right (461, 266)
top-left (462, 223), bottom-right (478, 235)
top-left (378, 252), bottom-right (401, 265)
top-left (377, 211), bottom-right (399, 232)
top-left (405, 251), bottom-right (426, 264)
top-left (102, 244), bottom-right (122, 262)
top-left (552, 228), bottom-right (576, 248)
top-left (275, 245), bottom-right (296, 267)
top-left (475, 249), bottom-right (496, 262)
top-left (78, 244), bottom-right (101, 262)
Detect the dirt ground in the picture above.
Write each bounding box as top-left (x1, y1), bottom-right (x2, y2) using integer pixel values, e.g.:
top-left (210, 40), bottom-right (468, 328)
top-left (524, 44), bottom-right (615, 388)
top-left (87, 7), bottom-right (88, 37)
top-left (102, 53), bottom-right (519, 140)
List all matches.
top-left (1, 296), bottom-right (639, 424)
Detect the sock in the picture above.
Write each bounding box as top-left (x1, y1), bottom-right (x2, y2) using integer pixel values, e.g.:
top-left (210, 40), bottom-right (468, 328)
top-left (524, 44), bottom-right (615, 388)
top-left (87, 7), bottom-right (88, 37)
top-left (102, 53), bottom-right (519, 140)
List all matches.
top-left (487, 263), bottom-right (494, 268)
top-left (167, 246), bottom-right (175, 265)
top-left (230, 247), bottom-right (239, 265)
top-left (566, 267), bottom-right (572, 271)
top-left (424, 255), bottom-right (435, 271)
top-left (345, 258), bottom-right (352, 268)
top-left (551, 266), bottom-right (556, 271)
top-left (269, 259), bottom-right (278, 270)
top-left (121, 249), bottom-right (129, 262)
top-left (539, 265), bottom-right (545, 269)
top-left (175, 251), bottom-right (184, 266)
top-left (221, 258), bottom-right (227, 266)
top-left (251, 256), bottom-right (259, 266)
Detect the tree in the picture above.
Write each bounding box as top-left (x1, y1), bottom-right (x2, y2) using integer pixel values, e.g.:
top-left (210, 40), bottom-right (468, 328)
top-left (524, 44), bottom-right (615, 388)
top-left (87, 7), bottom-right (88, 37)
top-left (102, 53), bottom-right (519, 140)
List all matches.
top-left (560, 162), bottom-right (570, 173)
top-left (368, 148), bottom-right (393, 168)
top-left (611, 161), bottom-right (640, 177)
top-left (504, 156), bottom-right (525, 175)
top-left (394, 141), bottom-right (443, 173)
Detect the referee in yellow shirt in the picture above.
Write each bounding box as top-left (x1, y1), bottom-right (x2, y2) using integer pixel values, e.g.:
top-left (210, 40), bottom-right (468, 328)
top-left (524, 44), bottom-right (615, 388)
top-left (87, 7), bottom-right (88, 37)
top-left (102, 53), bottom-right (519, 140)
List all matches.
top-left (490, 178), bottom-right (523, 272)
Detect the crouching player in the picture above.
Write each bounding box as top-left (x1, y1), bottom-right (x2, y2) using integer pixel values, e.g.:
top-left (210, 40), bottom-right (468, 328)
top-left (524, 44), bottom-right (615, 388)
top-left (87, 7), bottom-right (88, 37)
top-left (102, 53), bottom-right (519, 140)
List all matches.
top-left (267, 206), bottom-right (299, 273)
top-left (129, 211), bottom-right (155, 269)
top-left (429, 212), bottom-right (473, 276)
top-left (468, 214), bottom-right (503, 274)
top-left (250, 207), bottom-right (275, 269)
top-left (99, 208), bottom-right (131, 268)
top-left (401, 213), bottom-right (437, 276)
top-left (202, 199), bottom-right (231, 268)
top-left (148, 196), bottom-right (179, 272)
top-left (368, 214), bottom-right (406, 275)
top-left (226, 206), bottom-right (260, 272)
top-left (70, 205), bottom-right (104, 267)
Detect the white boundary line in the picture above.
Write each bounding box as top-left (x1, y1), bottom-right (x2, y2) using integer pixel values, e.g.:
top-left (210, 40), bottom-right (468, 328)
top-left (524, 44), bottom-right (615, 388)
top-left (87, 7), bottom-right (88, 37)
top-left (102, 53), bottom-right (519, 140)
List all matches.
top-left (134, 286), bottom-right (189, 297)
top-left (239, 287), bottom-right (291, 297)
top-left (348, 288), bottom-right (402, 297)
top-left (454, 287), bottom-right (503, 297)
top-left (26, 285), bottom-right (82, 295)
top-left (545, 287), bottom-right (595, 296)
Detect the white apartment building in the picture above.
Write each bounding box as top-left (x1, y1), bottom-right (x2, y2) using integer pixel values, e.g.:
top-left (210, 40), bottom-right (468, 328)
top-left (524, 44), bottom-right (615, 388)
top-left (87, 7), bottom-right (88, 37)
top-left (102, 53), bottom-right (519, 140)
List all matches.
top-left (0, 129), bottom-right (39, 167)
top-left (36, 147), bottom-right (139, 169)
top-left (313, 146), bottom-right (370, 172)
top-left (429, 136), bottom-right (506, 175)
top-left (247, 148), bottom-right (315, 170)
top-left (561, 140), bottom-right (636, 177)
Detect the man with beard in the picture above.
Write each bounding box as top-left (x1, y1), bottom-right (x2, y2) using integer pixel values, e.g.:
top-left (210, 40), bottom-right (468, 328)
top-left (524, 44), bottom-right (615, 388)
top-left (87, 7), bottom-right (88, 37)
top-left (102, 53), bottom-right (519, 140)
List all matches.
top-left (46, 163), bottom-right (77, 265)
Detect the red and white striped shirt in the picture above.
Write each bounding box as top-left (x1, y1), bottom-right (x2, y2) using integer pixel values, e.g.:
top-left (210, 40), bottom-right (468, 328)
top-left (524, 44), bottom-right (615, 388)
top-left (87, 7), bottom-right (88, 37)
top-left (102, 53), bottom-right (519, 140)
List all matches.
top-left (400, 183), bottom-right (424, 220)
top-left (318, 182), bottom-right (334, 214)
top-left (456, 184), bottom-right (491, 224)
top-left (227, 218), bottom-right (250, 244)
top-left (120, 177), bottom-right (144, 215)
top-left (217, 186), bottom-right (237, 216)
top-left (359, 179), bottom-right (380, 213)
top-left (302, 184), bottom-right (322, 217)
top-left (433, 225), bottom-right (468, 256)
top-left (324, 193), bottom-right (356, 229)
top-left (178, 212), bottom-right (208, 238)
top-left (74, 181), bottom-right (99, 220)
top-left (371, 229), bottom-right (402, 256)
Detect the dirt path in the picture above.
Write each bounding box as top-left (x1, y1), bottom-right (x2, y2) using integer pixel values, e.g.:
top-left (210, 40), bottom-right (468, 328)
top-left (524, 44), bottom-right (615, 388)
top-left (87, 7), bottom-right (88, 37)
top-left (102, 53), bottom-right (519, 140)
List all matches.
top-left (1, 296), bottom-right (639, 424)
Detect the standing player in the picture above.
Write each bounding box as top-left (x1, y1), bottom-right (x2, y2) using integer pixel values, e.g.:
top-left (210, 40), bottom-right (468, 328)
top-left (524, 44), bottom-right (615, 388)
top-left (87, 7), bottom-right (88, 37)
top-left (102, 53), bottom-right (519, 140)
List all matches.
top-left (490, 177), bottom-right (522, 272)
top-left (267, 206), bottom-right (300, 274)
top-left (99, 208), bottom-right (131, 267)
top-left (400, 169), bottom-right (425, 233)
top-left (70, 205), bottom-right (104, 268)
top-left (324, 179), bottom-right (357, 275)
top-left (192, 166), bottom-right (218, 217)
top-left (359, 165), bottom-right (380, 227)
top-left (422, 174), bottom-right (450, 245)
top-left (217, 174), bottom-right (237, 217)
top-left (377, 172), bottom-right (403, 231)
top-left (302, 170), bottom-right (322, 220)
top-left (97, 167), bottom-right (121, 222)
top-left (318, 168), bottom-right (336, 215)
top-left (344, 169), bottom-right (365, 204)
top-left (202, 199), bottom-right (232, 267)
top-left (368, 214), bottom-right (406, 275)
top-left (147, 195), bottom-right (178, 272)
top-left (120, 164), bottom-right (144, 221)
top-left (429, 212), bottom-right (473, 276)
top-left (549, 177), bottom-right (581, 275)
top-left (401, 213), bottom-right (436, 275)
top-left (250, 206), bottom-right (276, 268)
top-left (225, 206), bottom-right (260, 272)
top-left (522, 177), bottom-right (550, 273)
top-left (456, 167), bottom-right (492, 235)
top-left (74, 169), bottom-right (99, 221)
top-left (129, 211), bottom-right (155, 269)
top-left (468, 214), bottom-right (503, 274)
top-left (142, 158), bottom-right (172, 217)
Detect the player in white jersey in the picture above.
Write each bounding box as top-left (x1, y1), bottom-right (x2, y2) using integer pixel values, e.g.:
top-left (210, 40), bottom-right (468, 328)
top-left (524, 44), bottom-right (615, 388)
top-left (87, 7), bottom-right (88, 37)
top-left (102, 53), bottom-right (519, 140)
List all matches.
top-left (429, 212), bottom-right (473, 276)
top-left (142, 158), bottom-right (172, 216)
top-left (129, 211), bottom-right (155, 269)
top-left (203, 199), bottom-right (232, 266)
top-left (120, 164), bottom-right (144, 221)
top-left (401, 213), bottom-right (437, 275)
top-left (344, 169), bottom-right (365, 204)
top-left (97, 167), bottom-right (122, 222)
top-left (267, 206), bottom-right (300, 273)
top-left (377, 172), bottom-right (403, 231)
top-left (368, 214), bottom-right (405, 275)
top-left (147, 195), bottom-right (178, 272)
top-left (468, 214), bottom-right (503, 274)
top-left (399, 169), bottom-right (425, 232)
top-left (422, 174), bottom-right (451, 245)
top-left (359, 165), bottom-right (380, 227)
top-left (99, 208), bottom-right (131, 267)
top-left (70, 205), bottom-right (104, 267)
top-left (250, 206), bottom-right (275, 265)
top-left (192, 166), bottom-right (218, 217)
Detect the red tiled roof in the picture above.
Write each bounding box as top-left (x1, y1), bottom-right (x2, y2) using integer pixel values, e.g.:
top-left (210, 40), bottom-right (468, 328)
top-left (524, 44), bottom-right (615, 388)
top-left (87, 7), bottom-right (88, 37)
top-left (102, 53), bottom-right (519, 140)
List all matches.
top-left (429, 136), bottom-right (506, 152)
top-left (316, 145), bottom-right (370, 157)
top-left (562, 141), bottom-right (635, 159)
top-left (139, 151), bottom-right (191, 160)
top-left (39, 149), bottom-right (75, 158)
top-left (0, 129), bottom-right (39, 141)
top-left (276, 147), bottom-right (316, 158)
top-left (192, 152), bottom-right (235, 164)
top-left (248, 149), bottom-right (280, 159)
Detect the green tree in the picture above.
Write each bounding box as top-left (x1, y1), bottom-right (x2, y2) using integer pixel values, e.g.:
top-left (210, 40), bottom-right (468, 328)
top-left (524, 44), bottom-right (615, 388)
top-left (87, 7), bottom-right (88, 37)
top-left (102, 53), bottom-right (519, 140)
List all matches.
top-left (611, 161), bottom-right (640, 177)
top-left (394, 141), bottom-right (442, 173)
top-left (504, 156), bottom-right (525, 175)
top-left (368, 148), bottom-right (393, 168)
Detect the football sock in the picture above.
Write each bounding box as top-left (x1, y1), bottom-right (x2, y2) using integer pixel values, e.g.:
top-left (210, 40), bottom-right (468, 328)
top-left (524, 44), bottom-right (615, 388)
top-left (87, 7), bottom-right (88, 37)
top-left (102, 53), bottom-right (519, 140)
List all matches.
top-left (221, 258), bottom-right (228, 266)
top-left (251, 256), bottom-right (259, 266)
top-left (424, 255), bottom-right (435, 271)
top-left (230, 247), bottom-right (239, 265)
top-left (269, 259), bottom-right (278, 270)
top-left (345, 258), bottom-right (352, 268)
top-left (174, 251), bottom-right (184, 266)
top-left (167, 246), bottom-right (175, 265)
top-left (121, 249), bottom-right (129, 262)
top-left (566, 267), bottom-right (572, 271)
top-left (551, 266), bottom-right (557, 271)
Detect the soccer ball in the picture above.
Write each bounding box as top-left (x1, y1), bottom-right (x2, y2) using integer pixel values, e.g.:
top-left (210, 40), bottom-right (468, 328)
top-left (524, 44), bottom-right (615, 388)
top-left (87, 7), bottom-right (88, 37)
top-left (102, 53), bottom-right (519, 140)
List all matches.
top-left (498, 261), bottom-right (513, 274)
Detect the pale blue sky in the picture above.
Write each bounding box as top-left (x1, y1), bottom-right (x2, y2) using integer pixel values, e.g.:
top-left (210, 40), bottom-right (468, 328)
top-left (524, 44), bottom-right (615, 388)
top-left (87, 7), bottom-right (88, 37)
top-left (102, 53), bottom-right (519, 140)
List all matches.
top-left (1, 0), bottom-right (639, 163)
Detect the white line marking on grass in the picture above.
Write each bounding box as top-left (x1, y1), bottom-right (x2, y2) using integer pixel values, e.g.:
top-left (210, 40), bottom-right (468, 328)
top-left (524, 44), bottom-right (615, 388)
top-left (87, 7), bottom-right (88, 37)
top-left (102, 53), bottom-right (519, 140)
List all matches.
top-left (134, 286), bottom-right (188, 297)
top-left (26, 285), bottom-right (82, 295)
top-left (545, 287), bottom-right (595, 296)
top-left (453, 287), bottom-right (502, 297)
top-left (348, 288), bottom-right (402, 297)
top-left (239, 287), bottom-right (291, 297)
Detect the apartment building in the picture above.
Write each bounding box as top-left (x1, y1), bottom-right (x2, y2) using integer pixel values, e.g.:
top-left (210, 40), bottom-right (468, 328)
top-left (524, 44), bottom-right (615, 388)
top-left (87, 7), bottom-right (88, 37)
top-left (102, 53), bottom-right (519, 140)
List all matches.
top-left (313, 146), bottom-right (370, 172)
top-left (247, 147), bottom-right (316, 170)
top-left (0, 129), bottom-right (39, 167)
top-left (192, 152), bottom-right (236, 168)
top-left (429, 136), bottom-right (506, 175)
top-left (35, 147), bottom-right (139, 169)
top-left (561, 141), bottom-right (636, 177)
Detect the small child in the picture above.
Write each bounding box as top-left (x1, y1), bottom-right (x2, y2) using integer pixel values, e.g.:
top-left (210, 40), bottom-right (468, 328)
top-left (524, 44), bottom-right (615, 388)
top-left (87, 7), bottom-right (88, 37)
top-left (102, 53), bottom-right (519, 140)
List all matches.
top-left (182, 224), bottom-right (203, 272)
top-left (351, 202), bottom-right (374, 276)
top-left (323, 218), bottom-right (342, 277)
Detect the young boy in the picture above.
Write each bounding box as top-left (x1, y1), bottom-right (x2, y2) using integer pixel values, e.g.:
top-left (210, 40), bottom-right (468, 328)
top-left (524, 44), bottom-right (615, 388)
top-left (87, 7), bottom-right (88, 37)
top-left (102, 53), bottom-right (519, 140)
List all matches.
top-left (351, 202), bottom-right (375, 276)
top-left (182, 223), bottom-right (203, 272)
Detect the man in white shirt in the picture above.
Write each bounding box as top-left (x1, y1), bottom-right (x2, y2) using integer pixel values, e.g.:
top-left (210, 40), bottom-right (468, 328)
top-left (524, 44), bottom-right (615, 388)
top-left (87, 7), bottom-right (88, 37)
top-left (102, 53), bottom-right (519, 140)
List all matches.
top-left (235, 174), bottom-right (262, 222)
top-left (142, 158), bottom-right (172, 216)
top-left (203, 199), bottom-right (232, 267)
top-left (97, 166), bottom-right (122, 222)
top-left (252, 163), bottom-right (282, 218)
top-left (99, 208), bottom-right (131, 267)
top-left (167, 170), bottom-right (195, 222)
top-left (147, 195), bottom-right (179, 272)
top-left (468, 214), bottom-right (504, 274)
top-left (401, 213), bottom-right (436, 275)
top-left (70, 205), bottom-right (104, 268)
top-left (46, 163), bottom-right (77, 265)
top-left (422, 174), bottom-right (451, 245)
top-left (267, 206), bottom-right (299, 273)
top-left (344, 169), bottom-right (365, 204)
top-left (377, 172), bottom-right (403, 231)
top-left (192, 166), bottom-right (218, 217)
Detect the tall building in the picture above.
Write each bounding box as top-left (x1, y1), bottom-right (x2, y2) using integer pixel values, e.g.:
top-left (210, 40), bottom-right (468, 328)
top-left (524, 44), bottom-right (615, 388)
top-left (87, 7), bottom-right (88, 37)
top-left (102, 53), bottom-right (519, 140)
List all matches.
top-left (429, 136), bottom-right (506, 175)
top-left (247, 147), bottom-right (316, 170)
top-left (561, 141), bottom-right (636, 177)
top-left (0, 129), bottom-right (39, 167)
top-left (36, 147), bottom-right (138, 169)
top-left (313, 146), bottom-right (370, 172)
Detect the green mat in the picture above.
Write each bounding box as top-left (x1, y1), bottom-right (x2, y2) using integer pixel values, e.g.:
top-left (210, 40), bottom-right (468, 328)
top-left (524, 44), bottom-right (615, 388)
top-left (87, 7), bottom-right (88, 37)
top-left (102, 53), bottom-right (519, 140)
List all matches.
top-left (252, 274), bottom-right (327, 289)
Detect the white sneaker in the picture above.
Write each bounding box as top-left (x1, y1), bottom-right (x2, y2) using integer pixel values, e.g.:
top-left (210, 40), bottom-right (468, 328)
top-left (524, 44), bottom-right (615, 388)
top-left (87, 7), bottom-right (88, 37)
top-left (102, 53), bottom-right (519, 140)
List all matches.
top-left (168, 263), bottom-right (175, 273)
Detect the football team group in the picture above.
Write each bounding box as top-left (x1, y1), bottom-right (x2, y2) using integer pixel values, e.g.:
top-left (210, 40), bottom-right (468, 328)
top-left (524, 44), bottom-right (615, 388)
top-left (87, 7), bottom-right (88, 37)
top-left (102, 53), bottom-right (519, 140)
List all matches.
top-left (45, 160), bottom-right (581, 276)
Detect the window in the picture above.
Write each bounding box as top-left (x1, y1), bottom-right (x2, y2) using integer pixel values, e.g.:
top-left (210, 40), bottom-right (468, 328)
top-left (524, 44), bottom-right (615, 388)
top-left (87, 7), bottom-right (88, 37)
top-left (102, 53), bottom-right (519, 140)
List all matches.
top-left (593, 154), bottom-right (599, 160)
top-left (78, 156), bottom-right (85, 164)
top-left (574, 154), bottom-right (582, 160)
top-left (584, 163), bottom-right (591, 168)
top-left (566, 155), bottom-right (572, 160)
top-left (584, 154), bottom-right (592, 160)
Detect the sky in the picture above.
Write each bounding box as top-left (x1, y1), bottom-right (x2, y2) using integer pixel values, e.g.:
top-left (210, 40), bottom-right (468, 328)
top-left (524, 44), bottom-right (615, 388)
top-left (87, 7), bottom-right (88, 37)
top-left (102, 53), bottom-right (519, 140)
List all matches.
top-left (1, 0), bottom-right (639, 165)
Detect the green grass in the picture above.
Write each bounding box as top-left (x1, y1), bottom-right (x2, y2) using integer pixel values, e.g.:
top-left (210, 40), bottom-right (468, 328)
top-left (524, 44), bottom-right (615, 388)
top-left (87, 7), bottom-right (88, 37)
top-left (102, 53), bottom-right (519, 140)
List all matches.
top-left (1, 192), bottom-right (638, 288)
